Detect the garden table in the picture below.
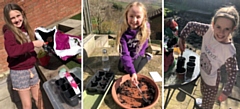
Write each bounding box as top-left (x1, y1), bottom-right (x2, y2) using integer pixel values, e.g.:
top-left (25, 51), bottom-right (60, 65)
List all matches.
top-left (164, 49), bottom-right (200, 108)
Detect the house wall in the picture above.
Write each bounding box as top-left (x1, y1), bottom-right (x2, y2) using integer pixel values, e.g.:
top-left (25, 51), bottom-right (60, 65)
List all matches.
top-left (149, 15), bottom-right (162, 40)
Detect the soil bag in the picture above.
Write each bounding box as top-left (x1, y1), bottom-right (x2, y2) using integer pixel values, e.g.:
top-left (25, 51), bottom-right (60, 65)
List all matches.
top-left (35, 26), bottom-right (81, 61)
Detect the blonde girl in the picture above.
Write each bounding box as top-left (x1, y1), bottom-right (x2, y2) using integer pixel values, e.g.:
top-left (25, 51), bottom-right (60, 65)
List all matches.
top-left (178, 6), bottom-right (239, 109)
top-left (116, 1), bottom-right (151, 84)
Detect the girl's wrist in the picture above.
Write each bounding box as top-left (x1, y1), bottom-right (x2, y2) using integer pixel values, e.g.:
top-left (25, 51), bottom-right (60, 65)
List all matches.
top-left (130, 72), bottom-right (136, 77)
top-left (32, 41), bottom-right (36, 46)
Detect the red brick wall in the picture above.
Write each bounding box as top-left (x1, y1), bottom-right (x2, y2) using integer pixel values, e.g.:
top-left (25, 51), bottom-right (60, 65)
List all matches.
top-left (0, 0), bottom-right (81, 74)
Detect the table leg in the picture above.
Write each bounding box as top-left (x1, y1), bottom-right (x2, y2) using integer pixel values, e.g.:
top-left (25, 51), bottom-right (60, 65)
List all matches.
top-left (177, 87), bottom-right (197, 109)
top-left (164, 88), bottom-right (176, 109)
top-left (228, 96), bottom-right (240, 102)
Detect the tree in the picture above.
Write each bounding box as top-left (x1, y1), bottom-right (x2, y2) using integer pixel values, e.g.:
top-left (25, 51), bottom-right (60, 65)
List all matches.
top-left (89, 0), bottom-right (109, 33)
top-left (89, 0), bottom-right (122, 34)
top-left (112, 2), bottom-right (123, 11)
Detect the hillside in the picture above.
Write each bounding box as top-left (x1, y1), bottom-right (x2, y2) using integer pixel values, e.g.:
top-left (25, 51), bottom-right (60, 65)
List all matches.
top-left (110, 0), bottom-right (161, 11)
top-left (116, 0), bottom-right (161, 4)
top-left (88, 0), bottom-right (161, 34)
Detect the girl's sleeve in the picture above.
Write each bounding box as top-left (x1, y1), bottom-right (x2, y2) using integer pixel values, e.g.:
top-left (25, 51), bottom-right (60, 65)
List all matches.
top-left (222, 55), bottom-right (238, 96)
top-left (120, 36), bottom-right (136, 75)
top-left (4, 30), bottom-right (34, 58)
top-left (179, 21), bottom-right (210, 39)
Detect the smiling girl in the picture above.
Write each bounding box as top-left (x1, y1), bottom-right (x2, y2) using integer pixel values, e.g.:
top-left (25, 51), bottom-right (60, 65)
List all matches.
top-left (3, 3), bottom-right (44, 109)
top-left (178, 6), bottom-right (239, 109)
top-left (116, 1), bottom-right (151, 84)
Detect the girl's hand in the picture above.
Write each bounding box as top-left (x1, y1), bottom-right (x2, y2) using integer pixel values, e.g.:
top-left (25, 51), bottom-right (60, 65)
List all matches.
top-left (218, 92), bottom-right (228, 102)
top-left (33, 40), bottom-right (44, 47)
top-left (131, 73), bottom-right (139, 85)
top-left (178, 37), bottom-right (185, 53)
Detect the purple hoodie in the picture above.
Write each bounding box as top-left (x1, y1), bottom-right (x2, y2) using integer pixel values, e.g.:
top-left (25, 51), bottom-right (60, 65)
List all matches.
top-left (120, 28), bottom-right (149, 75)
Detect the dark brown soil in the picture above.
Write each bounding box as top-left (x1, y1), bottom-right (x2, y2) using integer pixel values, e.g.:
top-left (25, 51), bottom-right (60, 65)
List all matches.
top-left (116, 79), bottom-right (155, 108)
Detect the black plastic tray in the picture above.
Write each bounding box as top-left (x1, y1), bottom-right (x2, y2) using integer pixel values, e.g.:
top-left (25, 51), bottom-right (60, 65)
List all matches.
top-left (55, 73), bottom-right (81, 106)
top-left (86, 70), bottom-right (114, 94)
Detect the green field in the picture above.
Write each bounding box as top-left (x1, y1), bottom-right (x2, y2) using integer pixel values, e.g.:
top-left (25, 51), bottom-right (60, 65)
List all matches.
top-left (90, 0), bottom-right (161, 34)
top-left (112, 1), bottom-right (161, 10)
top-left (71, 13), bottom-right (81, 20)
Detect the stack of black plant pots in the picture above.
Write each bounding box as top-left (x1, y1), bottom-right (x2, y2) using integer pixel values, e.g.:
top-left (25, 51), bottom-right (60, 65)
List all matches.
top-left (186, 56), bottom-right (196, 79)
top-left (176, 56), bottom-right (186, 80)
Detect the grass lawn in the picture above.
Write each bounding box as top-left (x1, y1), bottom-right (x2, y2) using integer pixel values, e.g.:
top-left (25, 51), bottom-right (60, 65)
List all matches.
top-left (66, 61), bottom-right (81, 70)
top-left (151, 40), bottom-right (161, 45)
top-left (111, 1), bottom-right (128, 8)
top-left (164, 1), bottom-right (191, 12)
top-left (164, 1), bottom-right (192, 18)
top-left (111, 1), bottom-right (161, 10)
top-left (71, 13), bottom-right (81, 20)
top-left (164, 1), bottom-right (215, 13)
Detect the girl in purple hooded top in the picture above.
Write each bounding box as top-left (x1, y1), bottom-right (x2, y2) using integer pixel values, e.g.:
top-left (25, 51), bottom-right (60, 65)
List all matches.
top-left (116, 1), bottom-right (152, 84)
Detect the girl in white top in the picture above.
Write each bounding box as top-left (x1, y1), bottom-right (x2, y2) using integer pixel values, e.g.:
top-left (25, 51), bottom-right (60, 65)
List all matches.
top-left (178, 6), bottom-right (239, 109)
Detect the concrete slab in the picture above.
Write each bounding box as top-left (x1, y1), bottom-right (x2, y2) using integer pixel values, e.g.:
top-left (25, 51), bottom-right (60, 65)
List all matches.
top-left (65, 25), bottom-right (81, 36)
top-left (83, 34), bottom-right (96, 62)
top-left (0, 80), bottom-right (10, 101)
top-left (0, 97), bottom-right (17, 109)
top-left (58, 19), bottom-right (81, 28)
top-left (164, 79), bottom-right (201, 109)
top-left (95, 35), bottom-right (109, 48)
top-left (0, 77), bottom-right (20, 109)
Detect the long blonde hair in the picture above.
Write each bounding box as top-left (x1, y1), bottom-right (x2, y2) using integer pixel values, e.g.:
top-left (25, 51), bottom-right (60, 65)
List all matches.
top-left (212, 6), bottom-right (239, 29)
top-left (3, 3), bottom-right (35, 44)
top-left (116, 1), bottom-right (150, 52)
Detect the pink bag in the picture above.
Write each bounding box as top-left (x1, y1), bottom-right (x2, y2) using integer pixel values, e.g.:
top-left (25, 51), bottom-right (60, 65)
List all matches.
top-left (35, 26), bottom-right (82, 61)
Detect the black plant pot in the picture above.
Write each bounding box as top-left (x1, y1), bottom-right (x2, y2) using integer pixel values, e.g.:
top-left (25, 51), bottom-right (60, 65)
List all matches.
top-left (189, 56), bottom-right (196, 63)
top-left (176, 67), bottom-right (186, 80)
top-left (177, 56), bottom-right (186, 69)
top-left (186, 62), bottom-right (195, 79)
top-left (61, 88), bottom-right (79, 107)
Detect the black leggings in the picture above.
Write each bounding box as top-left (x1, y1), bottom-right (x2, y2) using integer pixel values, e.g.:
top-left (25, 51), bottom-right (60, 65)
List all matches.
top-left (118, 56), bottom-right (148, 75)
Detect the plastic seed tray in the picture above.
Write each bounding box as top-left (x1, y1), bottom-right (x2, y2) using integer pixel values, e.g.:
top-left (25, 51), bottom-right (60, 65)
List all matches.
top-left (86, 70), bottom-right (114, 94)
top-left (55, 73), bottom-right (81, 107)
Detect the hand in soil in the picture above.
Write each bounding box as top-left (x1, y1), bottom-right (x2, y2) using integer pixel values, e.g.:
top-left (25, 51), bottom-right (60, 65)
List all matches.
top-left (135, 83), bottom-right (149, 104)
top-left (117, 79), bottom-right (155, 108)
top-left (131, 73), bottom-right (139, 85)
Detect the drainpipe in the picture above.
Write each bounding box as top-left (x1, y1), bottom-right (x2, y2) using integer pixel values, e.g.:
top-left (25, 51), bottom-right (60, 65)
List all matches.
top-left (83, 0), bottom-right (92, 35)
